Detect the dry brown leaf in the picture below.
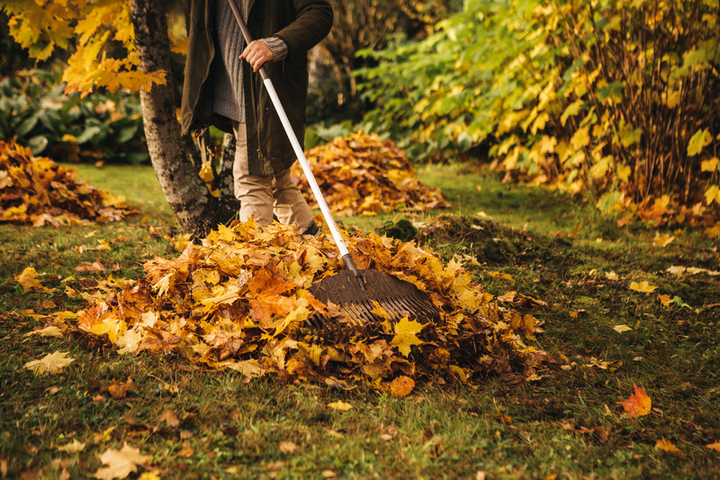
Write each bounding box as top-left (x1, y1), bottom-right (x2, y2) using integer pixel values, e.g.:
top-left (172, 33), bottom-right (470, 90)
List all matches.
top-left (279, 441), bottom-right (297, 454)
top-left (159, 409), bottom-right (180, 428)
top-left (94, 443), bottom-right (150, 480)
top-left (24, 351), bottom-right (75, 375)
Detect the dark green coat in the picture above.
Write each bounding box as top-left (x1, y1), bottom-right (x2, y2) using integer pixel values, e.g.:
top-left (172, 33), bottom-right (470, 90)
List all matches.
top-left (181, 0), bottom-right (333, 175)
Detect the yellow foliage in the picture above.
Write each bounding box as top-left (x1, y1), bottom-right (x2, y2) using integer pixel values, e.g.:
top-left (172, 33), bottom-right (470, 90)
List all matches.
top-left (4, 0), bottom-right (166, 96)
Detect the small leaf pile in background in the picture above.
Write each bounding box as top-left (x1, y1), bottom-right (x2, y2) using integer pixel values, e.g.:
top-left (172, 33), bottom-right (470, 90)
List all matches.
top-left (0, 140), bottom-right (137, 226)
top-left (292, 132), bottom-right (450, 216)
top-left (55, 220), bottom-right (546, 393)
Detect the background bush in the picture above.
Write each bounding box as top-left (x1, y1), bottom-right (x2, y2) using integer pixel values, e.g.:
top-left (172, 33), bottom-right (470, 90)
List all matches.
top-left (357, 0), bottom-right (720, 225)
top-left (0, 69), bottom-right (148, 165)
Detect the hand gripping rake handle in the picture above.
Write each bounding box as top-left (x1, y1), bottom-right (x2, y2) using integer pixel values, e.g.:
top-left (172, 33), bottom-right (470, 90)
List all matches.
top-left (227, 1), bottom-right (362, 279)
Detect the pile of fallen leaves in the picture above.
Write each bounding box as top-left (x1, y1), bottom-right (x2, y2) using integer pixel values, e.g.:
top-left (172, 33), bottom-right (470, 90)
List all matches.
top-left (0, 139), bottom-right (137, 226)
top-left (53, 220), bottom-right (547, 394)
top-left (292, 132), bottom-right (450, 216)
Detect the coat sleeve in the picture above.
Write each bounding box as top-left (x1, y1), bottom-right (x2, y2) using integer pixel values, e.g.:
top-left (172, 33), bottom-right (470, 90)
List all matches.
top-left (273, 1), bottom-right (333, 58)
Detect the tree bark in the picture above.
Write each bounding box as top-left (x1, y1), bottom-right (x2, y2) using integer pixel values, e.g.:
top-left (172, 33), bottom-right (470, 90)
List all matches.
top-left (130, 0), bottom-right (237, 238)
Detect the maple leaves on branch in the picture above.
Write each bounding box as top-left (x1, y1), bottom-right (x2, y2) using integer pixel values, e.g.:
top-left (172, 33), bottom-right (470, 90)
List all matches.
top-left (0, 140), bottom-right (137, 226)
top-left (291, 132), bottom-right (450, 216)
top-left (49, 219), bottom-right (545, 393)
top-left (2, 1), bottom-right (167, 95)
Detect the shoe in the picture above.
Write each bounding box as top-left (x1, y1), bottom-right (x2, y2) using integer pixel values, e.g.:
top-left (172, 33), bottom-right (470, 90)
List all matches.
top-left (303, 221), bottom-right (322, 236)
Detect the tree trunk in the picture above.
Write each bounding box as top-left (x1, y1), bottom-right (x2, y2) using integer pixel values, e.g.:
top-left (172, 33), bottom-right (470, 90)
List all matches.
top-left (130, 0), bottom-right (237, 238)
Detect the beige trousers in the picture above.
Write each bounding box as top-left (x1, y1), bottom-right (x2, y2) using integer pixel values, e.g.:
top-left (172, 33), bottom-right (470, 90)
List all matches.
top-left (232, 121), bottom-right (314, 231)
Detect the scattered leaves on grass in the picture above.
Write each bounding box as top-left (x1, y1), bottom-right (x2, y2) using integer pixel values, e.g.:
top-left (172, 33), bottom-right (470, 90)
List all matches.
top-left (628, 281), bottom-right (658, 294)
top-left (292, 132), bottom-right (449, 216)
top-left (0, 139), bottom-right (137, 226)
top-left (618, 383), bottom-right (652, 417)
top-left (24, 351), bottom-right (75, 375)
top-left (54, 220), bottom-right (547, 389)
top-left (94, 443), bottom-right (150, 480)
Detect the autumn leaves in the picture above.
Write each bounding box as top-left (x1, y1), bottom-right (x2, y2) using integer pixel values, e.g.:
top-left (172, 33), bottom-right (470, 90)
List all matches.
top-left (0, 140), bottom-right (136, 226)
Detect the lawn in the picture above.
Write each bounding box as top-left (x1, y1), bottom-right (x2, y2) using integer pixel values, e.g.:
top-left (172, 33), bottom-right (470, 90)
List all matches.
top-left (1, 162), bottom-right (719, 479)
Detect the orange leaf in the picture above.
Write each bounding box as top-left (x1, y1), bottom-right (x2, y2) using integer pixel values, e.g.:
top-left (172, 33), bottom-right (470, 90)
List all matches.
top-left (618, 383), bottom-right (651, 417)
top-left (389, 375), bottom-right (415, 397)
top-left (707, 442), bottom-right (720, 452)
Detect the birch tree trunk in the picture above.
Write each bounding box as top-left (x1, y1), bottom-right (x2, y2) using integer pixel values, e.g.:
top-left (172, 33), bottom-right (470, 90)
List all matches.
top-left (130, 0), bottom-right (238, 238)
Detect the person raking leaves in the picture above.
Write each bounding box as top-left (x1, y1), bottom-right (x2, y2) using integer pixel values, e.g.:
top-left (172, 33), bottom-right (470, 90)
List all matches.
top-left (181, 0), bottom-right (333, 235)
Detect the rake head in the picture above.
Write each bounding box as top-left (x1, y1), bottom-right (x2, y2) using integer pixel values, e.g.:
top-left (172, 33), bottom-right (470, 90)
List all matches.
top-left (303, 269), bottom-right (441, 341)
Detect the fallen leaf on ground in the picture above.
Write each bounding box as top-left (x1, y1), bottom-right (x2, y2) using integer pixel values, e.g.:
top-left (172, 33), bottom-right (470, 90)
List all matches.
top-left (652, 234), bottom-right (675, 248)
top-left (105, 379), bottom-right (134, 399)
top-left (328, 401), bottom-right (353, 411)
top-left (658, 294), bottom-right (673, 307)
top-left (618, 383), bottom-right (652, 417)
top-left (707, 442), bottom-right (720, 452)
top-left (628, 281), bottom-right (658, 294)
top-left (15, 267), bottom-right (53, 293)
top-left (613, 324), bottom-right (632, 333)
top-left (25, 325), bottom-right (63, 337)
top-left (655, 438), bottom-right (684, 457)
top-left (177, 443), bottom-right (194, 458)
top-left (159, 409), bottom-right (180, 428)
top-left (24, 351), bottom-right (75, 375)
top-left (94, 443), bottom-right (150, 480)
top-left (75, 261), bottom-right (106, 273)
top-left (57, 439), bottom-right (86, 453)
top-left (279, 441), bottom-right (297, 454)
top-left (389, 375), bottom-right (415, 397)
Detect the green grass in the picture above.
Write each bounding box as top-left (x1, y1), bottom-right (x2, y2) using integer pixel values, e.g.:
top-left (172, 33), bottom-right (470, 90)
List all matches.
top-left (1, 162), bottom-right (719, 478)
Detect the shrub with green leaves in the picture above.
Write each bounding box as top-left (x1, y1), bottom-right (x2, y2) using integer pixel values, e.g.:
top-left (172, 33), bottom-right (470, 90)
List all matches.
top-left (357, 0), bottom-right (720, 226)
top-left (0, 68), bottom-right (148, 164)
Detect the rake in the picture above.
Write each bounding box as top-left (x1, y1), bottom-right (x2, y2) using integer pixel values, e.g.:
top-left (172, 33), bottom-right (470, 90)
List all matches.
top-left (227, 3), bottom-right (441, 336)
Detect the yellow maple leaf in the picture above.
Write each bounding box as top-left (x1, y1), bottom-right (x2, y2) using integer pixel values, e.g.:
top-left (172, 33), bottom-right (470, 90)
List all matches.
top-left (618, 383), bottom-right (651, 417)
top-left (391, 317), bottom-right (424, 357)
top-left (24, 351), bottom-right (75, 375)
top-left (628, 281), bottom-right (657, 294)
top-left (15, 266), bottom-right (52, 293)
top-left (94, 443), bottom-right (150, 480)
